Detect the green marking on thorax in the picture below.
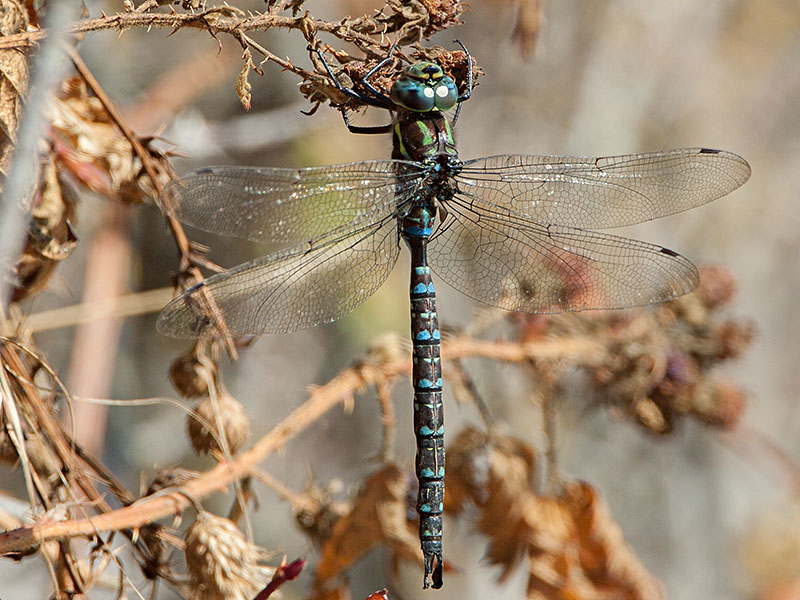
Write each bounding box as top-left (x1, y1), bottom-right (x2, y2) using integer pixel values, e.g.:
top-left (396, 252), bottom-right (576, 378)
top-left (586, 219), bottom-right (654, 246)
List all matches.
top-left (394, 123), bottom-right (409, 160)
top-left (443, 119), bottom-right (455, 148)
top-left (418, 121), bottom-right (436, 149)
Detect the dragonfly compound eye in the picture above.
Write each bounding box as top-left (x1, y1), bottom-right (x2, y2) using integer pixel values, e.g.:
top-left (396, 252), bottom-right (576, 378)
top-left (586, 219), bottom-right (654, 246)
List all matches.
top-left (391, 77), bottom-right (437, 112)
top-left (433, 78), bottom-right (458, 111)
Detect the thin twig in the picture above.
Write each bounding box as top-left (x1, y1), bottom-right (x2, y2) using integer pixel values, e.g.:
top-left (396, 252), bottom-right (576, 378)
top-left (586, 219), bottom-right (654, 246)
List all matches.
top-left (0, 333), bottom-right (606, 556)
top-left (0, 10), bottom-right (387, 55)
top-left (66, 44), bottom-right (238, 358)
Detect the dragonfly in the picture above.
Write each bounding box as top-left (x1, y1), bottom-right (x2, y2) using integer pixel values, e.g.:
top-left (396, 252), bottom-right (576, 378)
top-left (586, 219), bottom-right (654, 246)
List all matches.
top-left (157, 43), bottom-right (750, 589)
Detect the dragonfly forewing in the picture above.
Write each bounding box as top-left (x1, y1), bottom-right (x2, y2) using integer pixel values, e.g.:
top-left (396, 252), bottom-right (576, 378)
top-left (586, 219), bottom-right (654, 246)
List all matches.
top-left (159, 161), bottom-right (424, 244)
top-left (454, 148), bottom-right (750, 230)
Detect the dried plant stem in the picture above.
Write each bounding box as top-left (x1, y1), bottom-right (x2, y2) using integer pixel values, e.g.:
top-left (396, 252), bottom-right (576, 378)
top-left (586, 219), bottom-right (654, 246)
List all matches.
top-left (251, 468), bottom-right (318, 515)
top-left (0, 10), bottom-right (385, 58)
top-left (67, 45), bottom-right (238, 357)
top-left (538, 366), bottom-right (562, 493)
top-left (26, 287), bottom-right (176, 333)
top-left (1, 345), bottom-right (121, 515)
top-left (376, 378), bottom-right (396, 461)
top-left (67, 48), bottom-right (160, 190)
top-left (65, 204), bottom-right (131, 456)
top-left (0, 333), bottom-right (605, 556)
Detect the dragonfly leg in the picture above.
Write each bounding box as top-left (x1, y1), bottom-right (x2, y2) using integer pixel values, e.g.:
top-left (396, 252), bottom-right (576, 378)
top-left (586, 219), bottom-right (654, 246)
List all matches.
top-left (340, 117), bottom-right (393, 135)
top-left (451, 40), bottom-right (474, 126)
top-left (308, 44), bottom-right (395, 134)
top-left (308, 44), bottom-right (394, 108)
top-left (359, 43), bottom-right (400, 103)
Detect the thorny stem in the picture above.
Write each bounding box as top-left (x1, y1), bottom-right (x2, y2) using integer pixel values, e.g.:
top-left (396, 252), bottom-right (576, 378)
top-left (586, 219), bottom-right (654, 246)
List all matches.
top-left (375, 378), bottom-right (396, 462)
top-left (538, 366), bottom-right (562, 494)
top-left (66, 48), bottom-right (162, 198)
top-left (0, 333), bottom-right (604, 556)
top-left (66, 45), bottom-right (239, 357)
top-left (0, 10), bottom-right (388, 57)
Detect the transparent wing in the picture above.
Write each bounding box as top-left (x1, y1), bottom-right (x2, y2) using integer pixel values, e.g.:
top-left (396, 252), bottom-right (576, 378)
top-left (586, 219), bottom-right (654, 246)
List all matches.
top-left (157, 214), bottom-right (401, 338)
top-left (159, 160), bottom-right (423, 244)
top-left (455, 148), bottom-right (750, 229)
top-left (429, 192), bottom-right (699, 313)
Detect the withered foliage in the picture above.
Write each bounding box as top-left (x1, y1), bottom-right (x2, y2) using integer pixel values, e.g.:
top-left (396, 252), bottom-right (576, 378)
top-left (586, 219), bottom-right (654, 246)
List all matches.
top-left (281, 267), bottom-right (752, 597)
top-left (0, 0), bottom-right (28, 178)
top-left (298, 427), bottom-right (667, 599)
top-left (447, 428), bottom-right (664, 599)
top-left (10, 75), bottom-right (172, 302)
top-left (50, 77), bottom-right (171, 205)
top-left (0, 0), bottom-right (755, 599)
top-left (309, 466), bottom-right (422, 597)
top-left (513, 265), bottom-right (753, 435)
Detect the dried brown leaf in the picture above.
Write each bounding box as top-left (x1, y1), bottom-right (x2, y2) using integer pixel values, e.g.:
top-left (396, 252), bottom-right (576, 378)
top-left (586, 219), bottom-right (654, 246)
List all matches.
top-left (446, 429), bottom-right (662, 597)
top-left (312, 465), bottom-right (419, 588)
top-left (49, 76), bottom-right (169, 204)
top-left (445, 427), bottom-right (537, 578)
top-left (51, 78), bottom-right (136, 186)
top-left (11, 153), bottom-right (79, 302)
top-left (0, 0), bottom-right (28, 178)
top-left (525, 483), bottom-right (665, 600)
top-left (236, 56), bottom-right (253, 111)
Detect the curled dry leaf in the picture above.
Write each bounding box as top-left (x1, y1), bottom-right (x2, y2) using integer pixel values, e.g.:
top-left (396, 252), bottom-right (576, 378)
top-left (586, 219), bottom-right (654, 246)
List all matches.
top-left (236, 56), bottom-right (253, 111)
top-left (0, 0), bottom-right (29, 179)
top-left (445, 427), bottom-right (537, 577)
top-left (445, 427), bottom-right (664, 599)
top-left (311, 465), bottom-right (420, 593)
top-left (525, 483), bottom-right (665, 600)
top-left (11, 152), bottom-right (79, 302)
top-left (50, 78), bottom-right (135, 191)
top-left (49, 76), bottom-right (170, 204)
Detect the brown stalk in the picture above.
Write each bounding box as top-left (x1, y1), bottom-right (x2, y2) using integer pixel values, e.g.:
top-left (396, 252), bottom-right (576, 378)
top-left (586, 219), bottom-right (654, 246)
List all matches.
top-left (0, 10), bottom-right (386, 57)
top-left (0, 332), bottom-right (605, 556)
top-left (66, 44), bottom-right (238, 358)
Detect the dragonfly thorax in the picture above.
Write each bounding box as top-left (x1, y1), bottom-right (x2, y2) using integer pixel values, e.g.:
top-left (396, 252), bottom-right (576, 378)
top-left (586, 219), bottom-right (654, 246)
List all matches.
top-left (392, 111), bottom-right (459, 162)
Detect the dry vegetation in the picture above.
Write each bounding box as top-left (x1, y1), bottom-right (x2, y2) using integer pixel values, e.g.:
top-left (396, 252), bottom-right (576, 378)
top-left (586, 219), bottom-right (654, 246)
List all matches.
top-left (0, 1), bottom-right (759, 599)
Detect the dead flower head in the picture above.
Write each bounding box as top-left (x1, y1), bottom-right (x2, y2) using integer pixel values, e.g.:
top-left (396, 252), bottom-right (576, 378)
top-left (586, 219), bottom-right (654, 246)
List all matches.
top-left (184, 512), bottom-right (274, 600)
top-left (187, 391), bottom-right (250, 455)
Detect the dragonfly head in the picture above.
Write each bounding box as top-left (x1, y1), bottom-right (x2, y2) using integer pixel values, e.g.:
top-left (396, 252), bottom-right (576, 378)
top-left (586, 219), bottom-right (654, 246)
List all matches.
top-left (391, 62), bottom-right (458, 113)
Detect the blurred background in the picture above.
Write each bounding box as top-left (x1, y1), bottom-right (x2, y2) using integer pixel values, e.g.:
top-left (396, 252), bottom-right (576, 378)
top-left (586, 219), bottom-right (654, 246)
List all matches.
top-left (3, 1), bottom-right (800, 598)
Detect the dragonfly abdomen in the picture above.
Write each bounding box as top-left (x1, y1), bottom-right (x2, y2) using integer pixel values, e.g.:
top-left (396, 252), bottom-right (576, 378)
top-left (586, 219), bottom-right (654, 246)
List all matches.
top-left (403, 204), bottom-right (445, 589)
